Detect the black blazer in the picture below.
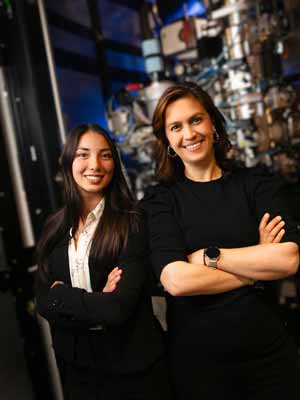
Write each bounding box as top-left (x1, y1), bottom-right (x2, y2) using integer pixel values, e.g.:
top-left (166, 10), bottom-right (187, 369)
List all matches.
top-left (35, 227), bottom-right (165, 372)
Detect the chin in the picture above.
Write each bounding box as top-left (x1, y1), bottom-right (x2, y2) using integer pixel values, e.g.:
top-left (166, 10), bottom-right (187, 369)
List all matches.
top-left (78, 186), bottom-right (102, 196)
top-left (88, 186), bottom-right (105, 193)
top-left (183, 154), bottom-right (206, 163)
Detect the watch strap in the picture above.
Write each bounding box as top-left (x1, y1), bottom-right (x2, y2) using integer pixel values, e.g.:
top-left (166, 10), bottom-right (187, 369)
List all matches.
top-left (203, 247), bottom-right (220, 269)
top-left (206, 257), bottom-right (218, 268)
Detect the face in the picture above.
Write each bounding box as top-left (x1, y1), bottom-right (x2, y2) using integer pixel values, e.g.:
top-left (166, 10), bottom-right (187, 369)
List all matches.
top-left (72, 130), bottom-right (115, 204)
top-left (165, 95), bottom-right (216, 171)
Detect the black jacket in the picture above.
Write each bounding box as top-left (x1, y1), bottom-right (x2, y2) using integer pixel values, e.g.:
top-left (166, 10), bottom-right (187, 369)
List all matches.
top-left (35, 227), bottom-right (165, 372)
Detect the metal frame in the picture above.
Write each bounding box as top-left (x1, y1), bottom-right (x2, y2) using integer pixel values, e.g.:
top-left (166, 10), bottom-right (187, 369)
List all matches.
top-left (0, 67), bottom-right (35, 248)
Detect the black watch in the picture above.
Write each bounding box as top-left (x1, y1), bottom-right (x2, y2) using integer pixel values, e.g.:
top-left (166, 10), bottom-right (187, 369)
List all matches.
top-left (204, 246), bottom-right (220, 269)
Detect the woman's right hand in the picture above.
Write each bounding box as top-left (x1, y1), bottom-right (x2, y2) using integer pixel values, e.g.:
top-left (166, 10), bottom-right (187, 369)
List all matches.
top-left (259, 213), bottom-right (285, 244)
top-left (102, 267), bottom-right (122, 293)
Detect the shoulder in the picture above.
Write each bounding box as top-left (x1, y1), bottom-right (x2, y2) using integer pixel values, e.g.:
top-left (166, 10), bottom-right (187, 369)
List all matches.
top-left (40, 208), bottom-right (69, 243)
top-left (140, 183), bottom-right (174, 205)
top-left (226, 165), bottom-right (276, 186)
top-left (139, 184), bottom-right (175, 215)
top-left (142, 183), bottom-right (173, 199)
top-left (226, 164), bottom-right (270, 178)
top-left (36, 207), bottom-right (69, 266)
top-left (229, 166), bottom-right (289, 206)
top-left (243, 165), bottom-right (273, 178)
top-left (43, 207), bottom-right (66, 229)
top-left (243, 165), bottom-right (283, 189)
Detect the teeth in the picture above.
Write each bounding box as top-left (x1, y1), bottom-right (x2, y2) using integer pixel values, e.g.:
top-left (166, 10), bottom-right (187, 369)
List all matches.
top-left (185, 141), bottom-right (203, 150)
top-left (85, 175), bottom-right (102, 181)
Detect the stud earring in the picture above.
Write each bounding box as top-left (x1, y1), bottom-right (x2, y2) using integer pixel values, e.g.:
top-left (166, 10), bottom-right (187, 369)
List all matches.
top-left (167, 145), bottom-right (177, 158)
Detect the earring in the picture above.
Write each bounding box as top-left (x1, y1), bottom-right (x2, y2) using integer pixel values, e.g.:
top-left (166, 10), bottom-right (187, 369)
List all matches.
top-left (167, 145), bottom-right (177, 158)
top-left (213, 128), bottom-right (220, 142)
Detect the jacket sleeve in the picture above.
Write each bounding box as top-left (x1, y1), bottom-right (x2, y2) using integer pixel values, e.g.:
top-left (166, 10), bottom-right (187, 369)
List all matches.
top-left (35, 227), bottom-right (148, 329)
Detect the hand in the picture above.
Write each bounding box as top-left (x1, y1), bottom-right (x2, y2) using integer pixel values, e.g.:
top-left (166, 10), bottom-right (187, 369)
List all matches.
top-left (51, 281), bottom-right (64, 288)
top-left (259, 213), bottom-right (285, 244)
top-left (103, 267), bottom-right (122, 293)
top-left (188, 249), bottom-right (204, 265)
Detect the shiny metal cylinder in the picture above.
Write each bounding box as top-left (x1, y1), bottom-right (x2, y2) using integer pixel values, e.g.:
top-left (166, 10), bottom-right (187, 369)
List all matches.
top-left (37, 314), bottom-right (64, 400)
top-left (0, 67), bottom-right (35, 248)
top-left (226, 25), bottom-right (245, 59)
top-left (229, 11), bottom-right (244, 26)
top-left (143, 80), bottom-right (174, 119)
top-left (37, 0), bottom-right (66, 144)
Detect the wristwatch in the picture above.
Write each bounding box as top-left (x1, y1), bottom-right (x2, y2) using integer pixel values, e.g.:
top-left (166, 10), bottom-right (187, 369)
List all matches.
top-left (203, 246), bottom-right (221, 269)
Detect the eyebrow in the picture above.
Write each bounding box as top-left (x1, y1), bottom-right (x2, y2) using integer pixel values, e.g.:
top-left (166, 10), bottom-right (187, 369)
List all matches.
top-left (76, 147), bottom-right (112, 152)
top-left (166, 112), bottom-right (206, 128)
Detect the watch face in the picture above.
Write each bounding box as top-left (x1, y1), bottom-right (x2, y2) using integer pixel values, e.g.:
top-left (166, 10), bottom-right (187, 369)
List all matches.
top-left (206, 246), bottom-right (220, 259)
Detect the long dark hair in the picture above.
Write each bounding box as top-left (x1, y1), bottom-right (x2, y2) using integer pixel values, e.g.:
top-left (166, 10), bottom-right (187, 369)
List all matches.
top-left (152, 81), bottom-right (232, 183)
top-left (36, 123), bottom-right (139, 282)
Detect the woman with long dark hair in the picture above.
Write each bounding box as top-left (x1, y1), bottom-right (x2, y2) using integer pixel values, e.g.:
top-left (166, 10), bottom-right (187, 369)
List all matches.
top-left (35, 124), bottom-right (172, 400)
top-left (141, 82), bottom-right (300, 400)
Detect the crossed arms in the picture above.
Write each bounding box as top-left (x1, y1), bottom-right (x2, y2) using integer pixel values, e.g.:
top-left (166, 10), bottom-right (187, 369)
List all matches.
top-left (160, 213), bottom-right (299, 296)
top-left (35, 229), bottom-right (147, 329)
top-left (84, 213), bottom-right (299, 298)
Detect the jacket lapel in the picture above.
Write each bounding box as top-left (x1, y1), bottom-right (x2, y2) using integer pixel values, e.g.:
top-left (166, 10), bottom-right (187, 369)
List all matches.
top-left (89, 255), bottom-right (111, 292)
top-left (88, 257), bottom-right (99, 292)
top-left (52, 235), bottom-right (107, 291)
top-left (52, 237), bottom-right (72, 286)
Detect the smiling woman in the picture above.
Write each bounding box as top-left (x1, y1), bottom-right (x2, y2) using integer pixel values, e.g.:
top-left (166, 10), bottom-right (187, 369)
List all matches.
top-left (35, 124), bottom-right (172, 400)
top-left (72, 131), bottom-right (115, 214)
top-left (164, 95), bottom-right (220, 181)
top-left (141, 81), bottom-right (300, 400)
top-left (153, 82), bottom-right (231, 184)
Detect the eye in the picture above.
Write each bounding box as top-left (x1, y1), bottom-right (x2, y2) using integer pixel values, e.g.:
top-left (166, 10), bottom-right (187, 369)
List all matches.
top-left (100, 152), bottom-right (113, 160)
top-left (170, 124), bottom-right (181, 132)
top-left (191, 116), bottom-right (202, 125)
top-left (76, 152), bottom-right (88, 159)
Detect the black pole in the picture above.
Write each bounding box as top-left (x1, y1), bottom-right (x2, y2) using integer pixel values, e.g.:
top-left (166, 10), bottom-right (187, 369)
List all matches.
top-left (86, 0), bottom-right (112, 102)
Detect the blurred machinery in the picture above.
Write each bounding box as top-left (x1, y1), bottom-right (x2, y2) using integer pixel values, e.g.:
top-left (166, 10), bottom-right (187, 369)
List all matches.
top-left (1, 1), bottom-right (64, 398)
top-left (107, 0), bottom-right (300, 197)
top-left (0, 3), bottom-right (299, 398)
top-left (107, 0), bottom-right (300, 348)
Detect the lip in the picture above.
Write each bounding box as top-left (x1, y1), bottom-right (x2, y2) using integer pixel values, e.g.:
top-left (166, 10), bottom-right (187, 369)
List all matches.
top-left (84, 174), bottom-right (103, 177)
top-left (83, 175), bottom-right (104, 182)
top-left (183, 139), bottom-right (205, 152)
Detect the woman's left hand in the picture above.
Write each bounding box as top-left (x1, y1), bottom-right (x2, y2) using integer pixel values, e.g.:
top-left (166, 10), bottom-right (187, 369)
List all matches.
top-left (188, 249), bottom-right (203, 265)
top-left (188, 213), bottom-right (286, 265)
top-left (259, 213), bottom-right (285, 244)
top-left (103, 267), bottom-right (122, 293)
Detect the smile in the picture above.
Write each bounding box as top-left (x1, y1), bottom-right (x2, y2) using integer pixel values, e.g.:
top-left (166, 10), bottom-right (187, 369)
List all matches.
top-left (84, 175), bottom-right (103, 182)
top-left (184, 139), bottom-right (205, 151)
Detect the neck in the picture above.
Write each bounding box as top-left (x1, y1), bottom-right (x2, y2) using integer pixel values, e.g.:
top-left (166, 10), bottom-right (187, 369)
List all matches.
top-left (81, 194), bottom-right (103, 221)
top-left (184, 159), bottom-right (222, 182)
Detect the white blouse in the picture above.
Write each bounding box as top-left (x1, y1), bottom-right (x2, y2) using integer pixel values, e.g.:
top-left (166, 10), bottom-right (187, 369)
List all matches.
top-left (68, 198), bottom-right (105, 292)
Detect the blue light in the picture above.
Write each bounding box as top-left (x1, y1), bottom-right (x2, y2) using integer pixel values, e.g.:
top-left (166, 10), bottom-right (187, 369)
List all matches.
top-left (165, 1), bottom-right (206, 24)
top-left (187, 1), bottom-right (206, 16)
top-left (106, 50), bottom-right (145, 73)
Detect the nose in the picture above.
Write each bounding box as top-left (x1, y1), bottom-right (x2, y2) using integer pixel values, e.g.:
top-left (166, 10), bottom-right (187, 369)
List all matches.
top-left (183, 124), bottom-right (197, 140)
top-left (88, 154), bottom-right (101, 170)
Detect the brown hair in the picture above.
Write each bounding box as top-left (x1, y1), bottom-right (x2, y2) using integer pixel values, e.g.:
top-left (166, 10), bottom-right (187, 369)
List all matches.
top-left (152, 81), bottom-right (232, 183)
top-left (36, 123), bottom-right (139, 283)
